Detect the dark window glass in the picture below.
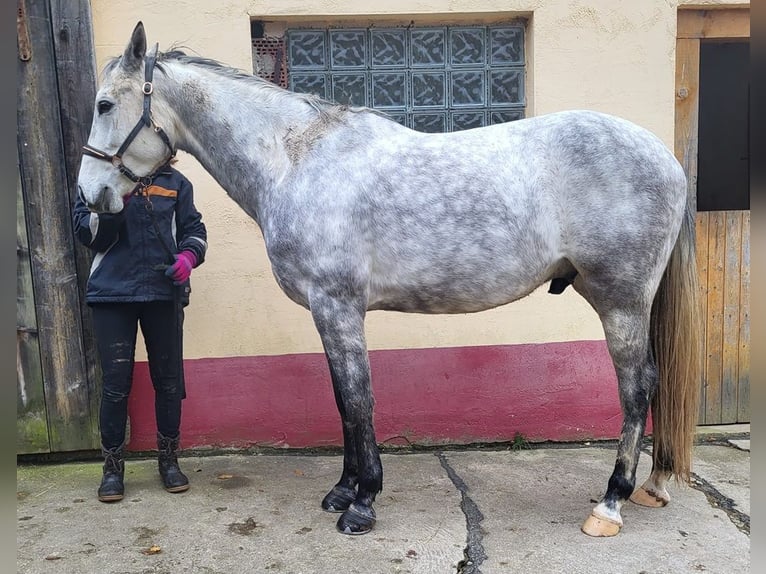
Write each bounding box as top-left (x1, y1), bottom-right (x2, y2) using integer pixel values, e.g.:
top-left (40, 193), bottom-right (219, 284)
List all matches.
top-left (697, 41), bottom-right (750, 211)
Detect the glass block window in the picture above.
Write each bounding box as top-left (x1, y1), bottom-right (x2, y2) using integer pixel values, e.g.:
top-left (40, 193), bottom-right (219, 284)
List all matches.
top-left (286, 25), bottom-right (525, 132)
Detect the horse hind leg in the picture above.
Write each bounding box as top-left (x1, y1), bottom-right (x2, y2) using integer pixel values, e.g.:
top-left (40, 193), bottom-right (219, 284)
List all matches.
top-left (574, 280), bottom-right (658, 537)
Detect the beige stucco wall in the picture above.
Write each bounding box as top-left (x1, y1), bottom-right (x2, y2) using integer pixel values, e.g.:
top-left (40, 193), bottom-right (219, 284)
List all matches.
top-left (90, 0), bottom-right (746, 360)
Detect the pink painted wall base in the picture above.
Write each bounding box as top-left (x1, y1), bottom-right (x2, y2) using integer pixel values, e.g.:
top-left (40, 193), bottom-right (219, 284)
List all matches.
top-left (126, 340), bottom-right (638, 451)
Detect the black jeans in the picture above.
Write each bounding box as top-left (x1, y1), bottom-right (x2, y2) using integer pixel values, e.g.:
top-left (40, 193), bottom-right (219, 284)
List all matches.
top-left (91, 301), bottom-right (184, 450)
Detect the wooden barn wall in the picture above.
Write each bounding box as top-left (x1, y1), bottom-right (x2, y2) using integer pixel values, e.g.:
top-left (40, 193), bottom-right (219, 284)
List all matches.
top-left (695, 211), bottom-right (750, 424)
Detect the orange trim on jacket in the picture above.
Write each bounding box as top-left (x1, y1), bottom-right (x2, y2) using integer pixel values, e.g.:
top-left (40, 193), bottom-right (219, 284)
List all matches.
top-left (145, 185), bottom-right (178, 199)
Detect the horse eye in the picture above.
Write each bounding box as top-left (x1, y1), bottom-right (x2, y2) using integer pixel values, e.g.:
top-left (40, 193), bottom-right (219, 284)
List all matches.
top-left (97, 100), bottom-right (114, 115)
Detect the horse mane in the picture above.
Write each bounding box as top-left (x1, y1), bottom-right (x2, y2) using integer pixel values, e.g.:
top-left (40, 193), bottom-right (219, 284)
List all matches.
top-left (103, 45), bottom-right (392, 122)
top-left (161, 48), bottom-right (392, 120)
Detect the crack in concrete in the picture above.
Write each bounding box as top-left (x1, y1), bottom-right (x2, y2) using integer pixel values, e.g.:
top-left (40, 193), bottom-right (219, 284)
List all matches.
top-left (437, 452), bottom-right (487, 574)
top-left (690, 472), bottom-right (750, 536)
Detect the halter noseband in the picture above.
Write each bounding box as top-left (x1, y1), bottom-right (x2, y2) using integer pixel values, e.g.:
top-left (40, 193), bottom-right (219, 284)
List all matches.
top-left (82, 44), bottom-right (176, 188)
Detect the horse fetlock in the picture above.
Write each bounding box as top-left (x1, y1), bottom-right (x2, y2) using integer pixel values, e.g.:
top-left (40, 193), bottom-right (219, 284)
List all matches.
top-left (357, 475), bottom-right (383, 501)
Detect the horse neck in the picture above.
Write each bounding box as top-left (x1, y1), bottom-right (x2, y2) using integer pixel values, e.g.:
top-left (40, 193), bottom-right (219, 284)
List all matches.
top-left (157, 63), bottom-right (314, 222)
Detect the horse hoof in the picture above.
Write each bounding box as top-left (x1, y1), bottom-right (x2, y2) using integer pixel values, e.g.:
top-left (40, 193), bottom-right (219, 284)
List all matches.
top-left (630, 486), bottom-right (669, 508)
top-left (336, 503), bottom-right (376, 535)
top-left (581, 512), bottom-right (622, 537)
top-left (322, 485), bottom-right (356, 513)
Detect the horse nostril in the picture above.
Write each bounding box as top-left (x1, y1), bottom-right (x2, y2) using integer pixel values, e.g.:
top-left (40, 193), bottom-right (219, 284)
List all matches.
top-left (78, 185), bottom-right (98, 210)
top-left (78, 185), bottom-right (111, 212)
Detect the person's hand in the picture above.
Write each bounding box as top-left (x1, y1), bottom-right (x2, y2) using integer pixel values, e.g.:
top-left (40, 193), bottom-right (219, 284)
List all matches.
top-left (165, 251), bottom-right (197, 285)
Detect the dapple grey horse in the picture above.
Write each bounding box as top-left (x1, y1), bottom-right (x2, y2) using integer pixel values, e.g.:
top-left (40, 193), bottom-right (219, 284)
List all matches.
top-left (77, 22), bottom-right (701, 537)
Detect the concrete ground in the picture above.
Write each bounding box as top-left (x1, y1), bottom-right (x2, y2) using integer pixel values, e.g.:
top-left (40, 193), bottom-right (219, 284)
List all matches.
top-left (17, 431), bottom-right (749, 574)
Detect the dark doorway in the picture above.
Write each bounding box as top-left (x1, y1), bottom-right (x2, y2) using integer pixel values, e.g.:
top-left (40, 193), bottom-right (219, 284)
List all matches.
top-left (697, 41), bottom-right (750, 211)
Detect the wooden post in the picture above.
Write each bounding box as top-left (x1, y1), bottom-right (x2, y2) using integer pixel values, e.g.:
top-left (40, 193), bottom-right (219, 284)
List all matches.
top-left (17, 0), bottom-right (98, 451)
top-left (49, 0), bottom-right (104, 445)
top-left (674, 36), bottom-right (703, 422)
top-left (674, 37), bottom-right (700, 213)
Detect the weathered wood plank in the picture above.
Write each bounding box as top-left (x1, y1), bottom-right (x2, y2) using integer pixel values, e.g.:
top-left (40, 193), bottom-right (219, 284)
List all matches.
top-left (720, 212), bottom-right (742, 423)
top-left (49, 0), bottom-right (103, 442)
top-left (677, 9), bottom-right (750, 39)
top-left (17, 149), bottom-right (49, 454)
top-left (694, 212), bottom-right (709, 423)
top-left (703, 211), bottom-right (725, 424)
top-left (679, 36), bottom-right (704, 422)
top-left (17, 0), bottom-right (97, 451)
top-left (675, 38), bottom-right (700, 212)
top-left (737, 212), bottom-right (750, 422)
top-left (50, 0), bottom-right (98, 195)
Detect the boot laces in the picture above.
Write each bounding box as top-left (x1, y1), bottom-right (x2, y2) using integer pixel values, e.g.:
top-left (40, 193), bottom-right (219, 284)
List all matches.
top-left (102, 446), bottom-right (123, 473)
top-left (158, 435), bottom-right (180, 463)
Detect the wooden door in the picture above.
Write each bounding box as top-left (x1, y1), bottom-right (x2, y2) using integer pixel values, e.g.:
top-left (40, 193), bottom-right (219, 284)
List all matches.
top-left (16, 0), bottom-right (102, 453)
top-left (675, 8), bottom-right (750, 424)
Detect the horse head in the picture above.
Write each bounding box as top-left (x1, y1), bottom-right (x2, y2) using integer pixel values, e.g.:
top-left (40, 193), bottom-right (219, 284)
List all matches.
top-left (77, 22), bottom-right (176, 213)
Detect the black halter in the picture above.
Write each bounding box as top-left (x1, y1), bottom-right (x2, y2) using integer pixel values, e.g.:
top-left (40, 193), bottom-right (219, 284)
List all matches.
top-left (82, 44), bottom-right (176, 188)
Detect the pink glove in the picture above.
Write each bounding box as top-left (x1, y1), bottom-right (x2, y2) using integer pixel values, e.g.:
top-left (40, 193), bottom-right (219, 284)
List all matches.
top-left (165, 250), bottom-right (197, 285)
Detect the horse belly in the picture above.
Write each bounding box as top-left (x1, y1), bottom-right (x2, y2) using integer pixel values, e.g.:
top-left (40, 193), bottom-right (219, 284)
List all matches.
top-left (367, 249), bottom-right (553, 314)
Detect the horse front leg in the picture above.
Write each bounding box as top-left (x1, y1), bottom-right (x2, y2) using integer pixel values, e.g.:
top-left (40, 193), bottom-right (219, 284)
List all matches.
top-left (321, 374), bottom-right (360, 512)
top-left (582, 309), bottom-right (657, 537)
top-left (310, 291), bottom-right (382, 535)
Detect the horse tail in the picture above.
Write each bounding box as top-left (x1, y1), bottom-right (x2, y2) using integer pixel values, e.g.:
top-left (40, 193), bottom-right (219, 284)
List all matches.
top-left (649, 198), bottom-right (702, 483)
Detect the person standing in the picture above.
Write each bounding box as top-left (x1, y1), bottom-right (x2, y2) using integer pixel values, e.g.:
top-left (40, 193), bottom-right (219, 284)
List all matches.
top-left (73, 161), bottom-right (207, 502)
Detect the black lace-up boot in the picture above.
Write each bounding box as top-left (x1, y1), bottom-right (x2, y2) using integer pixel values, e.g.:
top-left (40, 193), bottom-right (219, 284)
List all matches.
top-left (157, 432), bottom-right (189, 492)
top-left (98, 443), bottom-right (125, 502)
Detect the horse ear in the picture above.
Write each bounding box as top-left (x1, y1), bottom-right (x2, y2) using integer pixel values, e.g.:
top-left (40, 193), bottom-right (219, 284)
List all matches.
top-left (122, 21), bottom-right (147, 70)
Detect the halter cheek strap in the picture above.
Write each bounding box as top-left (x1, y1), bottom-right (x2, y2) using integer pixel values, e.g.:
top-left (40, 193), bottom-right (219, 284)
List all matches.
top-left (82, 43), bottom-right (176, 187)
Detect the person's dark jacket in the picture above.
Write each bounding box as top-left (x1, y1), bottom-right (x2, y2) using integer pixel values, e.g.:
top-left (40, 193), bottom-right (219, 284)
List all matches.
top-left (72, 166), bottom-right (207, 305)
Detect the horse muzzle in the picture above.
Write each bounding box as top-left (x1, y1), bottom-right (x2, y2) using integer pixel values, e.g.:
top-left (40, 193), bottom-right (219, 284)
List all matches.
top-left (78, 185), bottom-right (123, 214)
